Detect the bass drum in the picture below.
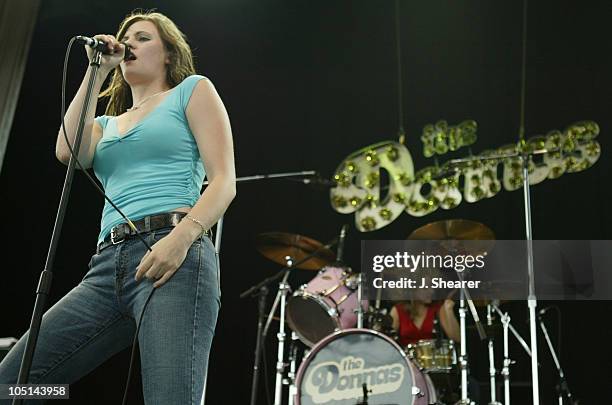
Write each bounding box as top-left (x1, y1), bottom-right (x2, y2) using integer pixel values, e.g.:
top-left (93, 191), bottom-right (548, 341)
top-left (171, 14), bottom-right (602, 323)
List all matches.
top-left (294, 328), bottom-right (437, 405)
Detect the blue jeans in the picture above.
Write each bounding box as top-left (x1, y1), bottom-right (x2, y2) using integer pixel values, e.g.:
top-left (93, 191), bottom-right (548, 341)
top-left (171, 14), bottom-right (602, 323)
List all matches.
top-left (0, 227), bottom-right (220, 404)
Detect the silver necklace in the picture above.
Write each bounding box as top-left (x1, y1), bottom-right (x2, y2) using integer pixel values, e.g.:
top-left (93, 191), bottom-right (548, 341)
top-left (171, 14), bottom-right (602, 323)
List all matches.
top-left (126, 89), bottom-right (170, 112)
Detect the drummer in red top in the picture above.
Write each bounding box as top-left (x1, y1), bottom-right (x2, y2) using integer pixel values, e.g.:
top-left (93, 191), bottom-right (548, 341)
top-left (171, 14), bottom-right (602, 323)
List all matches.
top-left (389, 287), bottom-right (460, 346)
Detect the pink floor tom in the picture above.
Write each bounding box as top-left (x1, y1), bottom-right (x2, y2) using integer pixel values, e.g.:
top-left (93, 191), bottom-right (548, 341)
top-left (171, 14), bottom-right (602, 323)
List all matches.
top-left (286, 266), bottom-right (365, 347)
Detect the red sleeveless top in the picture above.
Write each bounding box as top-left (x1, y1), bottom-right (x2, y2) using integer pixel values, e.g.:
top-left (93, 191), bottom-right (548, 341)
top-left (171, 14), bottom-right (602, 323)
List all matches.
top-left (395, 302), bottom-right (442, 346)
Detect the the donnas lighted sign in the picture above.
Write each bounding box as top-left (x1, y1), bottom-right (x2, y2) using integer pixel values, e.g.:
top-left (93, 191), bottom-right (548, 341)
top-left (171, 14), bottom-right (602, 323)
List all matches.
top-left (330, 121), bottom-right (600, 232)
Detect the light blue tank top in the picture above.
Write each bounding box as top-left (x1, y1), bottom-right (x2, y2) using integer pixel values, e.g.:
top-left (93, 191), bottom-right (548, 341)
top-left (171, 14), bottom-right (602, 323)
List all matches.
top-left (93, 75), bottom-right (206, 244)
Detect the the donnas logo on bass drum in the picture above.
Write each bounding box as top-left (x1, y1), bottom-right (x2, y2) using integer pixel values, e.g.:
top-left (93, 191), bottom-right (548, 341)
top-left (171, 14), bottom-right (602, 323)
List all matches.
top-left (295, 329), bottom-right (437, 405)
top-left (303, 356), bottom-right (405, 403)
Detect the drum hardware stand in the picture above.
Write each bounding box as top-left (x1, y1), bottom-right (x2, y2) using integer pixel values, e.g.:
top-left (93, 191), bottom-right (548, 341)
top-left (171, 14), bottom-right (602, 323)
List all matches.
top-left (490, 302), bottom-right (538, 405)
top-left (451, 262), bottom-right (486, 405)
top-left (486, 304), bottom-right (502, 405)
top-left (538, 313), bottom-right (577, 405)
top-left (272, 268), bottom-right (291, 405)
top-left (374, 279), bottom-right (383, 310)
top-left (240, 237), bottom-right (338, 405)
top-left (456, 290), bottom-right (474, 405)
top-left (355, 273), bottom-right (364, 328)
top-left (286, 332), bottom-right (300, 405)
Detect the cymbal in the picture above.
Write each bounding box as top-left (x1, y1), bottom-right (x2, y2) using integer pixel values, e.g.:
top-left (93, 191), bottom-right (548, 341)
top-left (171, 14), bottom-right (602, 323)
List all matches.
top-left (408, 219), bottom-right (495, 240)
top-left (408, 219), bottom-right (495, 255)
top-left (255, 232), bottom-right (336, 270)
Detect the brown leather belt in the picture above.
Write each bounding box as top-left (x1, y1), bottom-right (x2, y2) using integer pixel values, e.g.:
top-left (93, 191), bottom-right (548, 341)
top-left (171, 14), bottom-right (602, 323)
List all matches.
top-left (96, 212), bottom-right (209, 254)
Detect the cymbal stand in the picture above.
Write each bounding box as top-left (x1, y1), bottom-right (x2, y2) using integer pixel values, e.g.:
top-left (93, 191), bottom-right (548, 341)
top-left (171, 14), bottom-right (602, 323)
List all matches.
top-left (268, 257), bottom-right (292, 405)
top-left (538, 313), bottom-right (576, 405)
top-left (457, 289), bottom-right (475, 405)
top-left (500, 309), bottom-right (512, 405)
top-left (453, 265), bottom-right (486, 405)
top-left (487, 304), bottom-right (502, 405)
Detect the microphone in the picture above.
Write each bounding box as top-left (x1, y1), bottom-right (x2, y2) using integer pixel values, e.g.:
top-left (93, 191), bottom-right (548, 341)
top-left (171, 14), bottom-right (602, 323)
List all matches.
top-left (302, 172), bottom-right (335, 187)
top-left (76, 35), bottom-right (111, 53)
top-left (336, 224), bottom-right (349, 262)
top-left (75, 35), bottom-right (133, 61)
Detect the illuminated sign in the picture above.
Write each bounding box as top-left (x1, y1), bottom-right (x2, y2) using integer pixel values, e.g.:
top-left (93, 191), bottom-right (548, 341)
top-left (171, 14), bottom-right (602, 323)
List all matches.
top-left (330, 121), bottom-right (600, 232)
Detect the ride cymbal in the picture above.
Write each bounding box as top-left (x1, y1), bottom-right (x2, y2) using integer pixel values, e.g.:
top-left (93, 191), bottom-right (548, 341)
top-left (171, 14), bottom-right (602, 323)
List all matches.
top-left (408, 219), bottom-right (495, 240)
top-left (408, 219), bottom-right (495, 255)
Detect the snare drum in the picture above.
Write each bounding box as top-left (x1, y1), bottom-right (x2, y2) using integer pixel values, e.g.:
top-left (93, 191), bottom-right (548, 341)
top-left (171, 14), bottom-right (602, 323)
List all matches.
top-left (286, 266), bottom-right (366, 346)
top-left (406, 339), bottom-right (457, 373)
top-left (294, 328), bottom-right (437, 405)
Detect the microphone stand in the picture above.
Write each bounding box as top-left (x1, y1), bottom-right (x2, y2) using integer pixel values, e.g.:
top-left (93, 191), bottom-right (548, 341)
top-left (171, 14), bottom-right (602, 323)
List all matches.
top-left (202, 170), bottom-right (317, 405)
top-left (538, 313), bottom-right (576, 405)
top-left (521, 151), bottom-right (541, 405)
top-left (11, 50), bottom-right (104, 405)
top-left (240, 237), bottom-right (338, 405)
top-left (447, 146), bottom-right (560, 405)
top-left (248, 285), bottom-right (268, 405)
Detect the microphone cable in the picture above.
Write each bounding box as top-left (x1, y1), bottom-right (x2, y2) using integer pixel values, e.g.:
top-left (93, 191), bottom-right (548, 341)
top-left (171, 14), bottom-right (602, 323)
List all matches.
top-left (61, 37), bottom-right (157, 404)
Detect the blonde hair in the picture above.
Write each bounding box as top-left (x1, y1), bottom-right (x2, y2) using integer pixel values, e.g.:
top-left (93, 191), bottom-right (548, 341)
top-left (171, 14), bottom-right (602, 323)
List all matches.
top-left (99, 10), bottom-right (196, 116)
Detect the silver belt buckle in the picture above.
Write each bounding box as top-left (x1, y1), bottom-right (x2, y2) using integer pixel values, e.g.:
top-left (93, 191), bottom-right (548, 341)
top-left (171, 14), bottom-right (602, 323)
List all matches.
top-left (110, 226), bottom-right (125, 245)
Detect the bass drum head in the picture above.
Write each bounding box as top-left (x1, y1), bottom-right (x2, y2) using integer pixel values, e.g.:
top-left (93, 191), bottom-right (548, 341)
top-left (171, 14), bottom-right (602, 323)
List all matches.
top-left (295, 328), bottom-right (435, 405)
top-left (286, 292), bottom-right (338, 347)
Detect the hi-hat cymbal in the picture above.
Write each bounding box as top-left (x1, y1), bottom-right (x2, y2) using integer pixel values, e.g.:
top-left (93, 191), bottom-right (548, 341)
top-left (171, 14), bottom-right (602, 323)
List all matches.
top-left (408, 219), bottom-right (495, 255)
top-left (255, 232), bottom-right (336, 270)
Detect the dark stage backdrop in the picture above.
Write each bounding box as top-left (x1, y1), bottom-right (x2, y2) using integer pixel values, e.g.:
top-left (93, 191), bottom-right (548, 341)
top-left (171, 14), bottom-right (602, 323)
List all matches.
top-left (1, 0), bottom-right (610, 403)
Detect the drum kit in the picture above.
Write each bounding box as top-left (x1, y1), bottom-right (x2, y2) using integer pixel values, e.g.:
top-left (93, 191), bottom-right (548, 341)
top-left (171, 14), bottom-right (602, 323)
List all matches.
top-left (244, 219), bottom-right (540, 405)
